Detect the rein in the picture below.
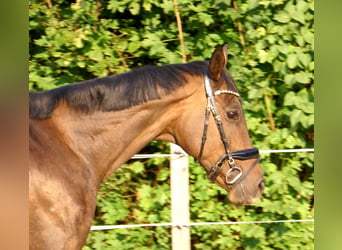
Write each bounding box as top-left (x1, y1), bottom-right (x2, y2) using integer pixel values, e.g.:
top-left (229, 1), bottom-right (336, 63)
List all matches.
top-left (197, 74), bottom-right (260, 186)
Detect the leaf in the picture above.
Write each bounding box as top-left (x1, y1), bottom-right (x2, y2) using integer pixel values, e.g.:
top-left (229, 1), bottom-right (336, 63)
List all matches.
top-left (300, 114), bottom-right (314, 128)
top-left (291, 11), bottom-right (306, 24)
top-left (274, 12), bottom-right (291, 23)
top-left (287, 53), bottom-right (298, 69)
top-left (129, 2), bottom-right (140, 15)
top-left (156, 168), bottom-right (169, 181)
top-left (298, 52), bottom-right (311, 68)
top-left (87, 49), bottom-right (104, 61)
top-left (301, 27), bottom-right (314, 44)
top-left (284, 74), bottom-right (297, 86)
top-left (283, 91), bottom-right (296, 106)
top-left (127, 41), bottom-right (140, 53)
top-left (198, 12), bottom-right (214, 26)
top-left (248, 0), bottom-right (260, 10)
top-left (295, 71), bottom-right (312, 84)
top-left (290, 109), bottom-right (304, 128)
top-left (77, 61), bottom-right (86, 68)
top-left (276, 45), bottom-right (289, 54)
top-left (130, 161), bottom-right (145, 174)
top-left (258, 49), bottom-right (268, 63)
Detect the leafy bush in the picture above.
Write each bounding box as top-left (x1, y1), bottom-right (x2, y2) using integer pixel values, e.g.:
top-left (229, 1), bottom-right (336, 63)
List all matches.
top-left (29, 0), bottom-right (314, 249)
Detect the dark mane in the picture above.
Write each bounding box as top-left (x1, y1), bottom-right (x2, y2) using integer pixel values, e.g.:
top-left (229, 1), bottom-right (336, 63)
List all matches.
top-left (30, 61), bottom-right (235, 120)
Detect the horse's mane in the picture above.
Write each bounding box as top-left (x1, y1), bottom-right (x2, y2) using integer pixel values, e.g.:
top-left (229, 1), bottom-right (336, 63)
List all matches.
top-left (29, 61), bottom-right (208, 119)
top-left (29, 61), bottom-right (235, 119)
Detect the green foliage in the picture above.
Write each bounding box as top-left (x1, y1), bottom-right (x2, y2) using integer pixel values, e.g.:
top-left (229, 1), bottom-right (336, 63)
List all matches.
top-left (29, 0), bottom-right (314, 249)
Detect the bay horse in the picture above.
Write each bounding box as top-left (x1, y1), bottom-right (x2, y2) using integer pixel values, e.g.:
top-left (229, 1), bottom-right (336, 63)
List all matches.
top-left (29, 44), bottom-right (264, 249)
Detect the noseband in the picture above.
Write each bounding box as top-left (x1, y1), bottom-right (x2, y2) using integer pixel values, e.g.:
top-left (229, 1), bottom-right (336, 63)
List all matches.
top-left (197, 74), bottom-right (260, 186)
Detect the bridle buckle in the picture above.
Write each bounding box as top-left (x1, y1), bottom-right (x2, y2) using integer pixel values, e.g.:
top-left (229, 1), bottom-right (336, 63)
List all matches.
top-left (225, 166), bottom-right (243, 185)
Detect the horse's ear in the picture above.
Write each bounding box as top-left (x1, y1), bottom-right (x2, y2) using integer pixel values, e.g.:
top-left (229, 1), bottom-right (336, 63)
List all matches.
top-left (209, 44), bottom-right (228, 82)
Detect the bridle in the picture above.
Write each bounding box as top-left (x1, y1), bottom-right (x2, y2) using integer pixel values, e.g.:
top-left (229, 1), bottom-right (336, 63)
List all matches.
top-left (197, 74), bottom-right (260, 186)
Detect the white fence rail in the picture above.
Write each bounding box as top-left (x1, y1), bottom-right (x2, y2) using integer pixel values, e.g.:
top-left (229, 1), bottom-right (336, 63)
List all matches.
top-left (131, 148), bottom-right (314, 159)
top-left (90, 219), bottom-right (314, 231)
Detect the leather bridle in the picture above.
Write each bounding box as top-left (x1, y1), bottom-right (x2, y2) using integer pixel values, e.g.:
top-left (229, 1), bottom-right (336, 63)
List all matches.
top-left (197, 74), bottom-right (260, 186)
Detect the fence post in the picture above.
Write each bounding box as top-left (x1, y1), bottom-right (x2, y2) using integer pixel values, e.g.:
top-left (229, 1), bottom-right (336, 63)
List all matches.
top-left (170, 143), bottom-right (191, 250)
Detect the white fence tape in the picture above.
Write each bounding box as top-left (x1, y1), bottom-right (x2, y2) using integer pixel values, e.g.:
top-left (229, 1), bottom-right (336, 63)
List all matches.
top-left (131, 148), bottom-right (314, 159)
top-left (90, 219), bottom-right (314, 231)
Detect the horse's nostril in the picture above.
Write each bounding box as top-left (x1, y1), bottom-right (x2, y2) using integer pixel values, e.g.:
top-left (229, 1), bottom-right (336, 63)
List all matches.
top-left (258, 179), bottom-right (265, 191)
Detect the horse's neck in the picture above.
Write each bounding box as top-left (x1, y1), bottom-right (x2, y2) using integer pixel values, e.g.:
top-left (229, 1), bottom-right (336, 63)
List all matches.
top-left (50, 96), bottom-right (182, 183)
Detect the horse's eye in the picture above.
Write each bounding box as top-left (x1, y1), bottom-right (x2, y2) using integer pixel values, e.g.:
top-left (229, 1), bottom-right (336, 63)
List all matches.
top-left (227, 110), bottom-right (239, 120)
